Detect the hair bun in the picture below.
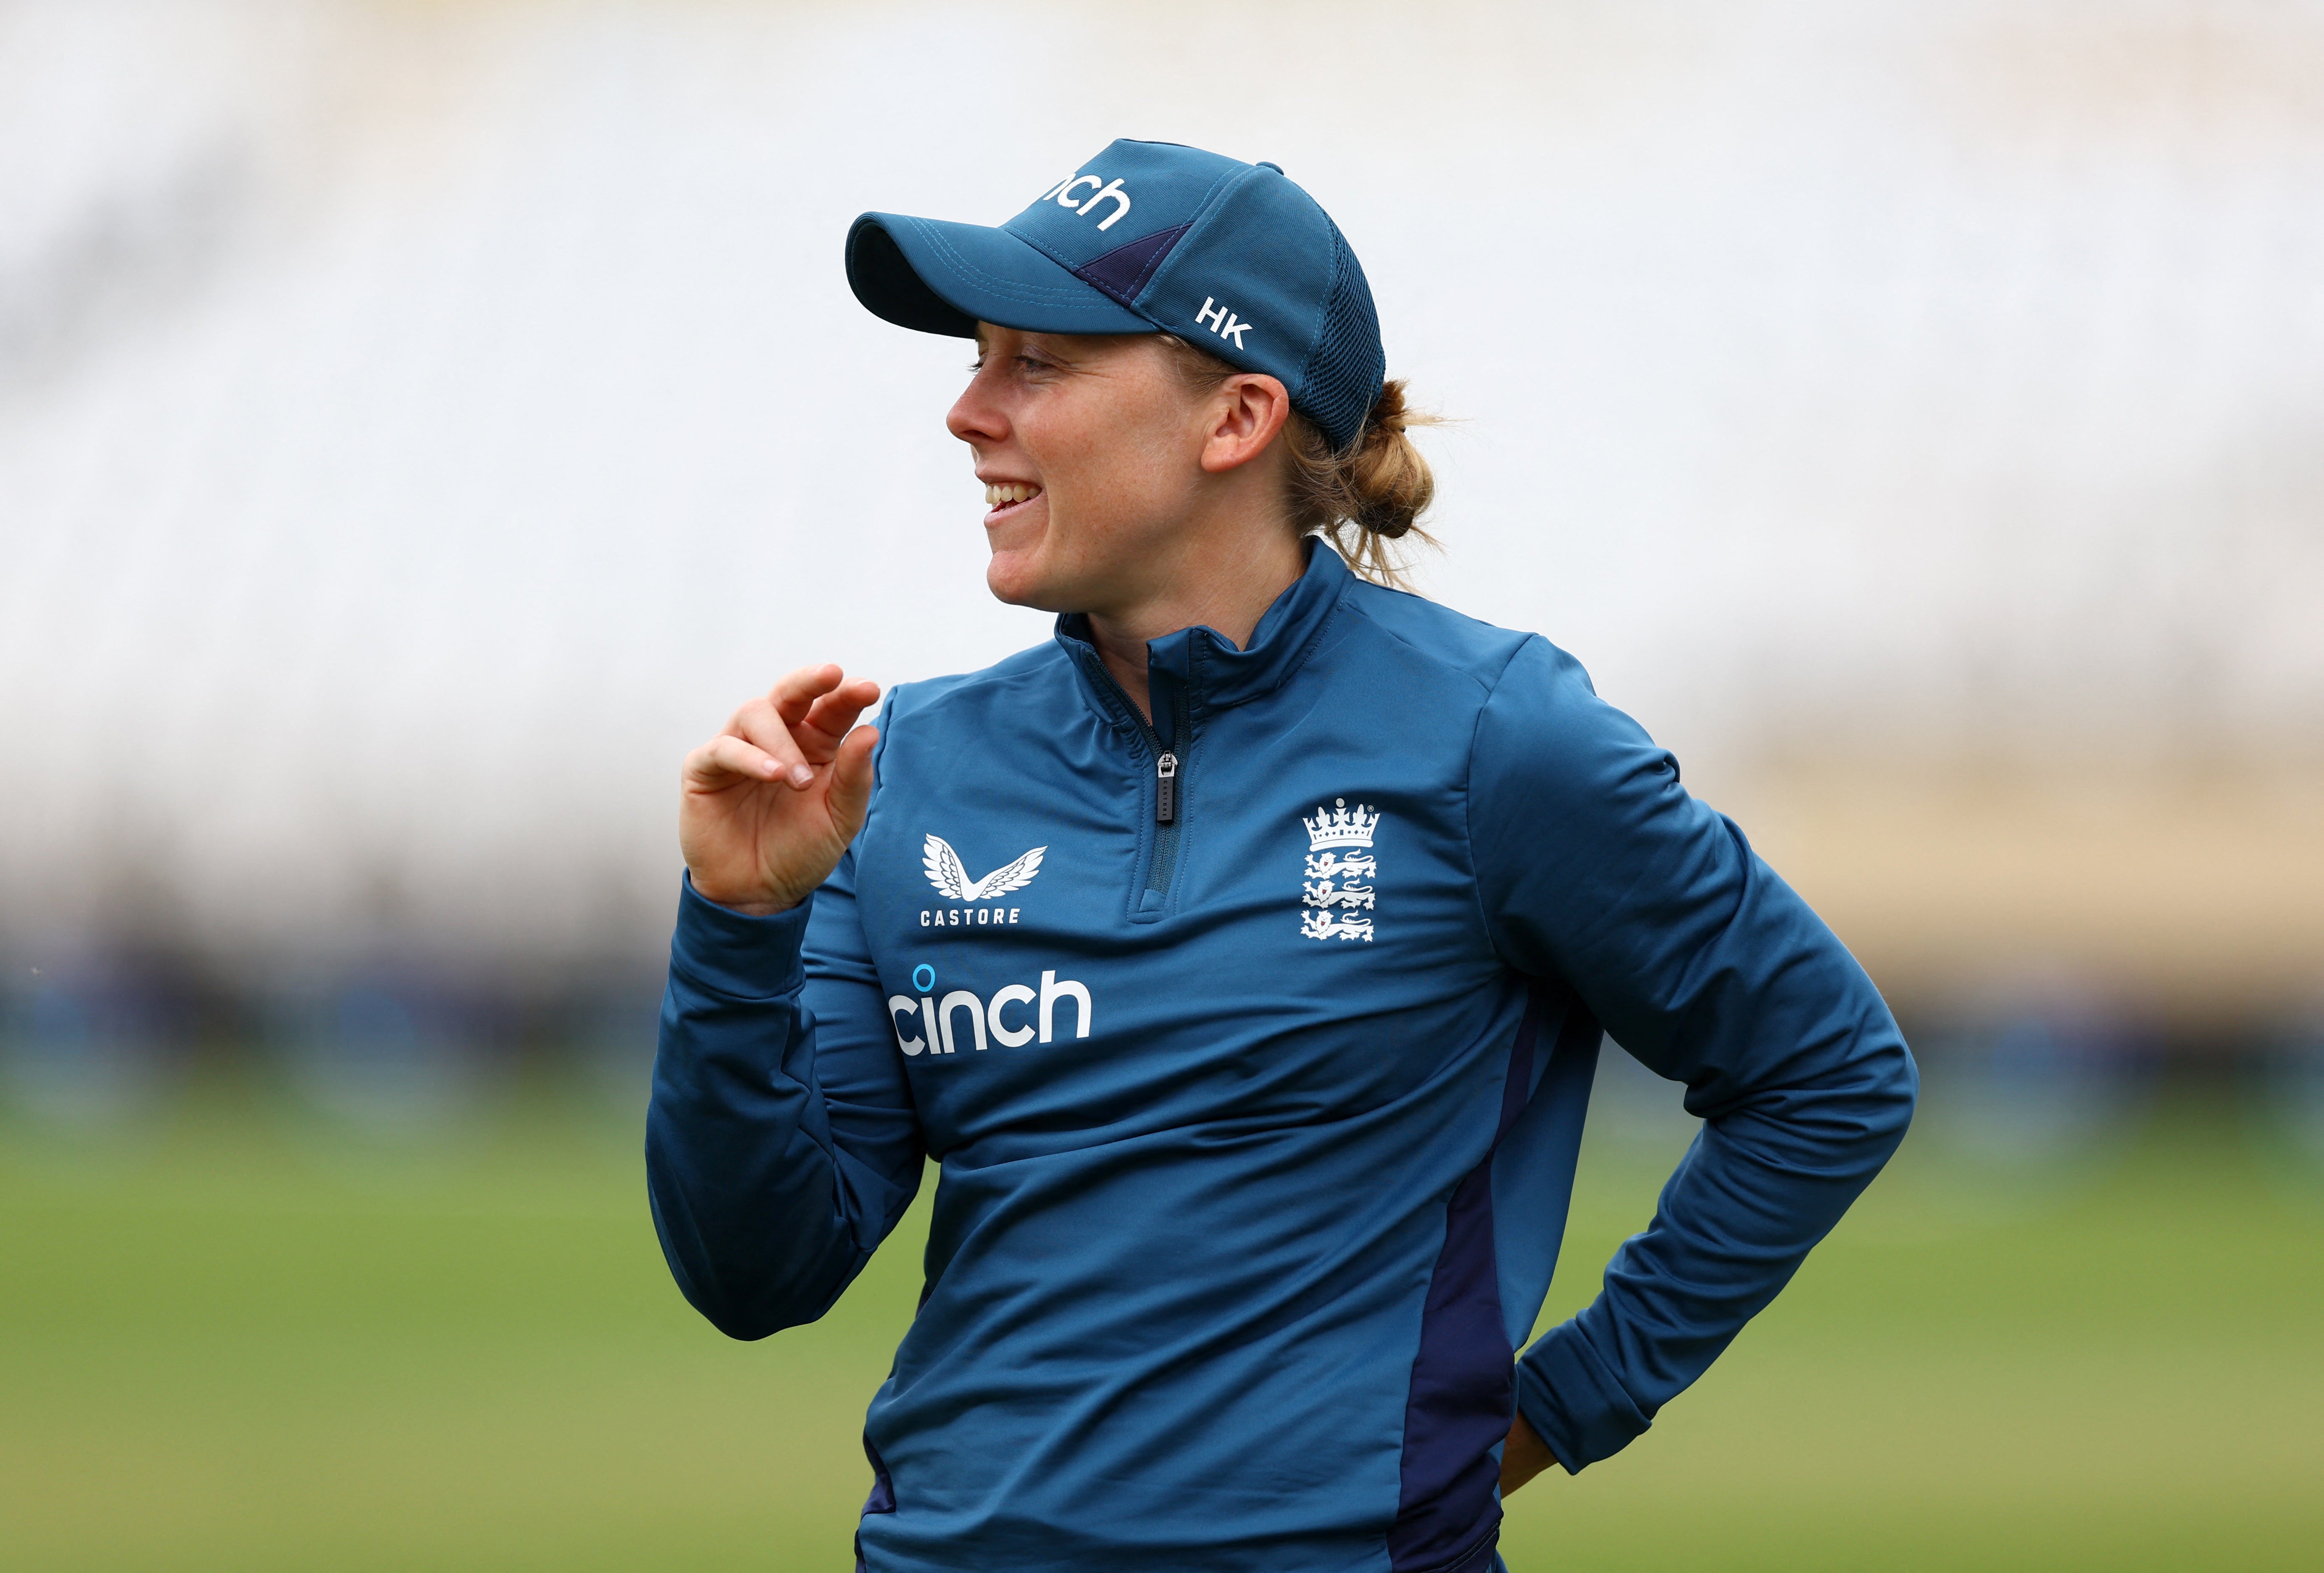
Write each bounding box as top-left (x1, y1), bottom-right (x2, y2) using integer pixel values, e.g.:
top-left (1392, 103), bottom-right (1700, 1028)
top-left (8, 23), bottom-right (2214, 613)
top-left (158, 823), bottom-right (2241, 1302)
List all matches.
top-left (1366, 381), bottom-right (1413, 437)
top-left (1324, 378), bottom-right (1436, 568)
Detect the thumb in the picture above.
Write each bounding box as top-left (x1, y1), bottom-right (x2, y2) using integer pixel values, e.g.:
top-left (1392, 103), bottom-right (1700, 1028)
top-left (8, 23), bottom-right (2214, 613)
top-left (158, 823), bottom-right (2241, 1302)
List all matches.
top-left (826, 725), bottom-right (879, 835)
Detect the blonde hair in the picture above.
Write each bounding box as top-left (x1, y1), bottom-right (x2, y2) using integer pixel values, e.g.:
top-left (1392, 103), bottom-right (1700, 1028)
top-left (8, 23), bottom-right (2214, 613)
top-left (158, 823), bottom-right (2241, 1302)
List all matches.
top-left (1159, 337), bottom-right (1439, 589)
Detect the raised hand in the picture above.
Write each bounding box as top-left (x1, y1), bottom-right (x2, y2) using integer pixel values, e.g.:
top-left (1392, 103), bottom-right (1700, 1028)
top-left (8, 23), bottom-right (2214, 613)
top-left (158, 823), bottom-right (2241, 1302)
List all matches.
top-left (680, 665), bottom-right (881, 915)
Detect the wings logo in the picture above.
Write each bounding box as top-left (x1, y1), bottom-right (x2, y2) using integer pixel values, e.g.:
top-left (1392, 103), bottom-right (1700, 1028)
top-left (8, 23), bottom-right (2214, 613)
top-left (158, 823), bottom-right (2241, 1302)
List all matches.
top-left (924, 835), bottom-right (1044, 900)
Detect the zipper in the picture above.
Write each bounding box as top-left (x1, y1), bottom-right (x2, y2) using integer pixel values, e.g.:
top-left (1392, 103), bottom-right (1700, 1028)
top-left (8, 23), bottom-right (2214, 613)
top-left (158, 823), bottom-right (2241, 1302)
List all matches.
top-left (1084, 655), bottom-right (1190, 902)
top-left (1141, 684), bottom-right (1189, 898)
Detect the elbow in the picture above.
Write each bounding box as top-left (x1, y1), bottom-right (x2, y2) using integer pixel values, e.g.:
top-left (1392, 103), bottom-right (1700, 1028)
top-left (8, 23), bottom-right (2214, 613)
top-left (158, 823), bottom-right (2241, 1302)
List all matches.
top-left (669, 1258), bottom-right (824, 1343)
top-left (695, 1297), bottom-right (784, 1343)
top-left (650, 1200), bottom-right (852, 1342)
top-left (646, 1188), bottom-right (804, 1342)
top-left (645, 1144), bottom-right (872, 1343)
top-left (1821, 977), bottom-right (1919, 1144)
top-left (1778, 1016), bottom-right (1919, 1156)
top-left (1851, 1025), bottom-right (1919, 1151)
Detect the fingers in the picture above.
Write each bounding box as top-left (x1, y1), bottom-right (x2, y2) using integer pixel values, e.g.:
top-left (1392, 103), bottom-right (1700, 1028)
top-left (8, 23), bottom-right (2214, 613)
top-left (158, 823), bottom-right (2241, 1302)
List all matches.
top-left (702, 667), bottom-right (879, 795)
top-left (730, 699), bottom-right (814, 787)
top-left (825, 725), bottom-right (880, 833)
top-left (683, 733), bottom-right (786, 790)
top-left (769, 664), bottom-right (846, 727)
top-left (799, 679), bottom-right (881, 752)
top-left (1496, 1413), bottom-right (1558, 1496)
top-left (752, 667), bottom-right (880, 777)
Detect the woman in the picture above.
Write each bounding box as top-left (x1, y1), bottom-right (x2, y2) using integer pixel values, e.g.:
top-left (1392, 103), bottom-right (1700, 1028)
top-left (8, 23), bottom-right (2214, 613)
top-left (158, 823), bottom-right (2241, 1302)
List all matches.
top-left (649, 140), bottom-right (1914, 1573)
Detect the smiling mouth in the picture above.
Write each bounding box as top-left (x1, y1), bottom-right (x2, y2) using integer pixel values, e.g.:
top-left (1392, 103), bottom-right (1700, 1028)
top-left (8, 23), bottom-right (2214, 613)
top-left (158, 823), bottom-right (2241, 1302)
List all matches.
top-left (984, 482), bottom-right (1043, 518)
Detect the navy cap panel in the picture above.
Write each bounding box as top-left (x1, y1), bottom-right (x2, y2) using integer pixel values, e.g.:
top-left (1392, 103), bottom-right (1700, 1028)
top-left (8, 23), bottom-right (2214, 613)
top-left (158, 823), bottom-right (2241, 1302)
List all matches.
top-left (1072, 222), bottom-right (1193, 308)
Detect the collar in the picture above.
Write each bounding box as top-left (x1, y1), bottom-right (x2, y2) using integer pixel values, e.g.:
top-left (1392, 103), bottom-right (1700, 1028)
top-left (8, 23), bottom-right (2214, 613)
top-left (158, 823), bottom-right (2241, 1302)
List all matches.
top-left (1052, 539), bottom-right (1350, 728)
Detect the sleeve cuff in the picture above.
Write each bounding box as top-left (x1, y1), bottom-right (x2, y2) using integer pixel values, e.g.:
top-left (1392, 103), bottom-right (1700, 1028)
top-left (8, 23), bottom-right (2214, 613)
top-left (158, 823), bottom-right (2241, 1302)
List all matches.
top-left (671, 872), bottom-right (813, 1001)
top-left (1515, 1321), bottom-right (1655, 1475)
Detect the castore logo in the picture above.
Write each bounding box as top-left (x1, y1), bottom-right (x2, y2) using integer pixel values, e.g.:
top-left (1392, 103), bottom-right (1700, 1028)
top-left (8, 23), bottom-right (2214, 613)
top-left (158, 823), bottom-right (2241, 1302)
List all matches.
top-left (921, 834), bottom-right (1041, 928)
top-left (924, 835), bottom-right (1044, 902)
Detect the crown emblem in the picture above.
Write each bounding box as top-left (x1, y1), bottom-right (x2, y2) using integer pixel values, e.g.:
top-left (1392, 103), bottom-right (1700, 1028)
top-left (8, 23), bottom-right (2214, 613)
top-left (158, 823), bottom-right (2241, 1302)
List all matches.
top-left (1303, 798), bottom-right (1379, 850)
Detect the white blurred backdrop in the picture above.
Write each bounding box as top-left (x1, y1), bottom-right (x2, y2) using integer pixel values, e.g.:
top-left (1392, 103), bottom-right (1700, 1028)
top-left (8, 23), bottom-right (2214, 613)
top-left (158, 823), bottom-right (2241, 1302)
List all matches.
top-left (3, 0), bottom-right (2321, 1013)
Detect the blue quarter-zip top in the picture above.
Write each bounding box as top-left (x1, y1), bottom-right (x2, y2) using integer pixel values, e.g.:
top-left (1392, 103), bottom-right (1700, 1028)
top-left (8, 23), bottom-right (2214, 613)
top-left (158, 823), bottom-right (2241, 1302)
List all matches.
top-left (646, 543), bottom-right (1916, 1573)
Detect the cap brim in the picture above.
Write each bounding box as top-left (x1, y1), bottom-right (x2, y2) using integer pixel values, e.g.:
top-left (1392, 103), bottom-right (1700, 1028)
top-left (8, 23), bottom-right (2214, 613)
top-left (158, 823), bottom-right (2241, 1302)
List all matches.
top-left (846, 213), bottom-right (1153, 339)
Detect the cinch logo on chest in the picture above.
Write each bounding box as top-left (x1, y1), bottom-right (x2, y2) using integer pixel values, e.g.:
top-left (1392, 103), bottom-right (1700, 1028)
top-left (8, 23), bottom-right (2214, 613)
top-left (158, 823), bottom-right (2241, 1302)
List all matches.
top-left (887, 971), bottom-right (1093, 1057)
top-left (920, 834), bottom-right (1043, 929)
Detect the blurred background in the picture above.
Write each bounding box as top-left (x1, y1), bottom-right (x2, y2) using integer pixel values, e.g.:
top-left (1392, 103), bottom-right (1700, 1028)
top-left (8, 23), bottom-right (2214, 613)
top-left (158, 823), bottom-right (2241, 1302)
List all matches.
top-left (3, 1), bottom-right (2319, 1568)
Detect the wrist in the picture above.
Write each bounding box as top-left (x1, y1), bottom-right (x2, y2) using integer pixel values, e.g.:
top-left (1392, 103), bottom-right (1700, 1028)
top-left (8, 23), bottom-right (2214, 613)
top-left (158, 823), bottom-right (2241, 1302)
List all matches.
top-left (672, 873), bottom-right (812, 1001)
top-left (683, 871), bottom-right (804, 917)
top-left (700, 894), bottom-right (795, 917)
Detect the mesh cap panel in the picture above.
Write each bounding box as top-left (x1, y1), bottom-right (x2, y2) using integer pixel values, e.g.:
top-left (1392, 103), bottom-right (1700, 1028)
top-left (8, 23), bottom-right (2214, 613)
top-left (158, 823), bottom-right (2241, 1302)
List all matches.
top-left (1296, 223), bottom-right (1388, 451)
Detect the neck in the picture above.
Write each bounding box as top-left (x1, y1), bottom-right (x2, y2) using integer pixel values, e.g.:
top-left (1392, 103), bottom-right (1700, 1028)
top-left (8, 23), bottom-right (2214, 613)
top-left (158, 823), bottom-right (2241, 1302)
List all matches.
top-left (1085, 529), bottom-right (1307, 722)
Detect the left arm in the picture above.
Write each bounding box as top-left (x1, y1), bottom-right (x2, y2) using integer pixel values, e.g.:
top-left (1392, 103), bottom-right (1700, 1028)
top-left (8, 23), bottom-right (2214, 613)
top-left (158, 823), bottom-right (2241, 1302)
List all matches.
top-left (1471, 637), bottom-right (1918, 1478)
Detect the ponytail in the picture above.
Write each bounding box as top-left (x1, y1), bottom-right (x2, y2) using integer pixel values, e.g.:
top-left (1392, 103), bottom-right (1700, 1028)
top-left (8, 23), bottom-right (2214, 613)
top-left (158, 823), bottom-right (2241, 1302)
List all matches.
top-left (1160, 338), bottom-right (1441, 589)
top-left (1281, 379), bottom-right (1439, 588)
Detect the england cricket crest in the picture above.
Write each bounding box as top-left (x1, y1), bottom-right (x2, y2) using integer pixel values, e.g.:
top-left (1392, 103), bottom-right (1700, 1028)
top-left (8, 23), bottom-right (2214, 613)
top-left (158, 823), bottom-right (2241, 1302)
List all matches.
top-left (1300, 798), bottom-right (1378, 942)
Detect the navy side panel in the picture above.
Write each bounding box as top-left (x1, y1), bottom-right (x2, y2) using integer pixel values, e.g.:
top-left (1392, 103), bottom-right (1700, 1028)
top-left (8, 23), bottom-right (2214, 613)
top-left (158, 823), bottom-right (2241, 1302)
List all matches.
top-left (855, 1432), bottom-right (897, 1573)
top-left (1388, 995), bottom-right (1540, 1571)
top-left (1491, 998), bottom-right (1603, 1350)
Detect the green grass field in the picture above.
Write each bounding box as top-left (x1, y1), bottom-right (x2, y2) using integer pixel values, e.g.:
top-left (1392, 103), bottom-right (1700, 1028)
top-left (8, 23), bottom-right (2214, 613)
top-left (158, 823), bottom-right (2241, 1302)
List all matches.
top-left (3, 1067), bottom-right (2319, 1572)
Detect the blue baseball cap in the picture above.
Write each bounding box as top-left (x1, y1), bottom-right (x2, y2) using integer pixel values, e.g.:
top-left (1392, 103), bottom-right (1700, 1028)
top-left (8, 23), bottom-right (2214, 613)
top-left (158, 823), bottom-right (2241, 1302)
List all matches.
top-left (845, 139), bottom-right (1387, 451)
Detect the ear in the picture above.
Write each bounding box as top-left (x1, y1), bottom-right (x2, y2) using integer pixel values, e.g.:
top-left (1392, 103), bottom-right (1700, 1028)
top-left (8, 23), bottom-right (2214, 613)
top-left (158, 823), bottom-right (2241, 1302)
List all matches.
top-left (1198, 374), bottom-right (1293, 475)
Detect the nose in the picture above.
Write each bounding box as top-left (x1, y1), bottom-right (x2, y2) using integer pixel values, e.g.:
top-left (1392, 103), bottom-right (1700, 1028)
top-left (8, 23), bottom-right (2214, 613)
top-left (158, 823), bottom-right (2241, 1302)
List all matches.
top-left (947, 363), bottom-right (1008, 448)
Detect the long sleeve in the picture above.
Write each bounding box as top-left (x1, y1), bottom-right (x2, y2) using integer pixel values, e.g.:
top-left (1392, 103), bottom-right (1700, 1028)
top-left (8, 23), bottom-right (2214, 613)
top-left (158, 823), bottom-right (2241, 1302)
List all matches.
top-left (1471, 637), bottom-right (1916, 1472)
top-left (645, 847), bottom-right (925, 1340)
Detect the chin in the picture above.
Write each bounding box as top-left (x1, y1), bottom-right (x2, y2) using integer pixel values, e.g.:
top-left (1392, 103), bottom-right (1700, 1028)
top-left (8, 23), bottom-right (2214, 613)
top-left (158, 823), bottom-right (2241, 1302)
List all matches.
top-left (985, 553), bottom-right (1064, 613)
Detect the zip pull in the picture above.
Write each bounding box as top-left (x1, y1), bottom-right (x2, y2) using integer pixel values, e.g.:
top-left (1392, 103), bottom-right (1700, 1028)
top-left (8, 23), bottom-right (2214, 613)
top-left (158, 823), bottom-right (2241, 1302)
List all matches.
top-left (1155, 752), bottom-right (1179, 825)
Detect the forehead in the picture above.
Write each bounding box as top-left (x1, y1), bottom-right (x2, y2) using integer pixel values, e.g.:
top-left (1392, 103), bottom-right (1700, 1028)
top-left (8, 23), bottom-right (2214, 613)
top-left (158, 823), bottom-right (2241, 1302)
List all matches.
top-left (977, 323), bottom-right (1163, 358)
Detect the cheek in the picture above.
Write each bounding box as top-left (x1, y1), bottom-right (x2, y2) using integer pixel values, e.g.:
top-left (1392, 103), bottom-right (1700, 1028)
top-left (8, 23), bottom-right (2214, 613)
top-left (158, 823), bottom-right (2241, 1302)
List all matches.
top-left (1034, 403), bottom-right (1189, 525)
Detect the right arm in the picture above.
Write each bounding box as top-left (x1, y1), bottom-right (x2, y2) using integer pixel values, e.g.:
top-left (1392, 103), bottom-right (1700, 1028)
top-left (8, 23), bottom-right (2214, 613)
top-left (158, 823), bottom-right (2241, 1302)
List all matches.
top-left (644, 666), bottom-right (924, 1339)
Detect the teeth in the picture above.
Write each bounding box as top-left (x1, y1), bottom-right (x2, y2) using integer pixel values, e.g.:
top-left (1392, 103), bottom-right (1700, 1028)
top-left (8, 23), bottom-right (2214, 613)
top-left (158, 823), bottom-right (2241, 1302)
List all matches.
top-left (984, 483), bottom-right (1041, 506)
